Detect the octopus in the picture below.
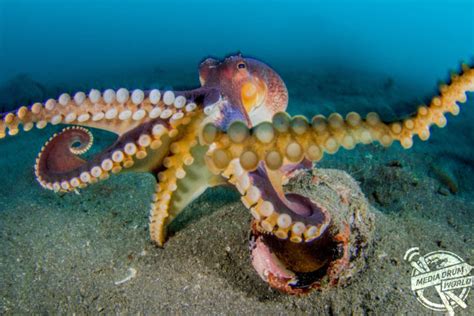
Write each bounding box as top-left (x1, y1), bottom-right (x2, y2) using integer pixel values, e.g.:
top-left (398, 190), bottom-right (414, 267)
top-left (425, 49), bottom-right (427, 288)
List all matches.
top-left (0, 55), bottom-right (473, 294)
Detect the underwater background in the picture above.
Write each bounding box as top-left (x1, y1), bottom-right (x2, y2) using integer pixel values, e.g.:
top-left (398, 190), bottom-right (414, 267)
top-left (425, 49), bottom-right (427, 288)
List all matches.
top-left (0, 0), bottom-right (473, 314)
top-left (0, 0), bottom-right (473, 105)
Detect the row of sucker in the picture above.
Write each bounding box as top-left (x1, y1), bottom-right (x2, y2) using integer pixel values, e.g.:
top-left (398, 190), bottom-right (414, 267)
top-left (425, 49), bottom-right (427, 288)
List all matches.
top-left (202, 64), bottom-right (474, 172)
top-left (221, 159), bottom-right (331, 243)
top-left (148, 114), bottom-right (203, 246)
top-left (0, 88), bottom-right (198, 138)
top-left (34, 105), bottom-right (199, 193)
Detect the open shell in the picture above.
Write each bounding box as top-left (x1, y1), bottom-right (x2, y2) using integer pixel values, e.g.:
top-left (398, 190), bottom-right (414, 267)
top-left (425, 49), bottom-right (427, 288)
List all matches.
top-left (250, 168), bottom-right (375, 294)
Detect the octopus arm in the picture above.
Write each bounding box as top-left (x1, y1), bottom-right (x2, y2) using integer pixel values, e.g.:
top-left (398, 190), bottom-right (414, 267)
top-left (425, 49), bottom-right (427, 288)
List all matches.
top-left (201, 64), bottom-right (474, 167)
top-left (33, 94), bottom-right (208, 193)
top-left (221, 160), bottom-right (331, 243)
top-left (149, 116), bottom-right (223, 246)
top-left (0, 87), bottom-right (217, 138)
top-left (149, 144), bottom-right (222, 246)
top-left (34, 117), bottom-right (175, 192)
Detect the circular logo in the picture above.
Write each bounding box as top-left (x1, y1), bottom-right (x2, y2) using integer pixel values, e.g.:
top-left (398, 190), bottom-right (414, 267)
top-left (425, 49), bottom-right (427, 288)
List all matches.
top-left (404, 247), bottom-right (472, 315)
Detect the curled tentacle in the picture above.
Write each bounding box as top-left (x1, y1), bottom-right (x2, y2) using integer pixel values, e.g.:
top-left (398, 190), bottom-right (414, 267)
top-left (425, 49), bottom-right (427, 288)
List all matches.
top-left (246, 167), bottom-right (331, 243)
top-left (35, 127), bottom-right (94, 190)
top-left (35, 104), bottom-right (201, 193)
top-left (201, 64), bottom-right (474, 169)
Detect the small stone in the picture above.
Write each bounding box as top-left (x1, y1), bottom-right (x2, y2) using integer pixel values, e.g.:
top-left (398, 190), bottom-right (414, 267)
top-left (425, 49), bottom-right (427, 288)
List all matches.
top-left (377, 252), bottom-right (388, 259)
top-left (437, 187), bottom-right (450, 196)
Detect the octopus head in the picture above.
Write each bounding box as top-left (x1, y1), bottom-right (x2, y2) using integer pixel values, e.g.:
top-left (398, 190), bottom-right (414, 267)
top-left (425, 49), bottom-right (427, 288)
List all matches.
top-left (199, 55), bottom-right (288, 127)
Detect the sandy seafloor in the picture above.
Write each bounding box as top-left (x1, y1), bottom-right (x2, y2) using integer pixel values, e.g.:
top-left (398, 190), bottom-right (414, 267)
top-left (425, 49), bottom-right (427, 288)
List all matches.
top-left (0, 67), bottom-right (473, 314)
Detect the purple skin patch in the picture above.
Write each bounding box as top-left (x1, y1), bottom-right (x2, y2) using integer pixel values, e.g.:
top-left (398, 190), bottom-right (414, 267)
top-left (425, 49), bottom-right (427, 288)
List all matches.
top-left (280, 159), bottom-right (313, 175)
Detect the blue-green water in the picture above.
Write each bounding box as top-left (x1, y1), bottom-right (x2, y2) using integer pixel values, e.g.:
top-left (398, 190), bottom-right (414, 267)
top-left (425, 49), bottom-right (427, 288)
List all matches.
top-left (0, 0), bottom-right (473, 90)
top-left (0, 0), bottom-right (473, 314)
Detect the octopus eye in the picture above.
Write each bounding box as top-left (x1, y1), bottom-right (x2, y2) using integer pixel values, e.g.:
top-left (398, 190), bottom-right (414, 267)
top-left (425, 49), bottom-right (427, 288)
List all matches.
top-left (237, 62), bottom-right (246, 70)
